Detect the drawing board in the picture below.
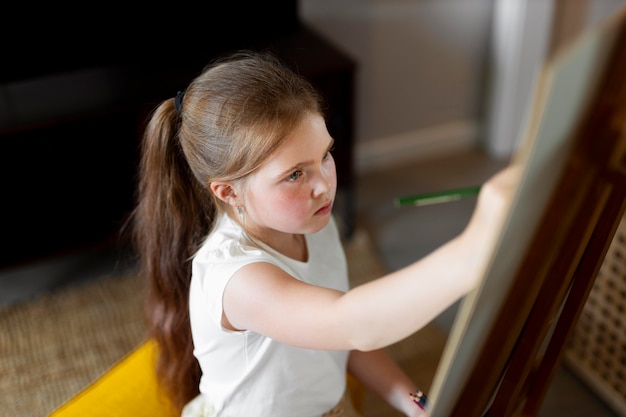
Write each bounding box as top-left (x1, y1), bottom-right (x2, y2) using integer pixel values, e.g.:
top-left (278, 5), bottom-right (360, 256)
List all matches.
top-left (427, 9), bottom-right (625, 417)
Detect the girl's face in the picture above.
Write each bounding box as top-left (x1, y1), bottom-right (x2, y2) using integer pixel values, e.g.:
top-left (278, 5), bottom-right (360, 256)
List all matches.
top-left (241, 113), bottom-right (337, 239)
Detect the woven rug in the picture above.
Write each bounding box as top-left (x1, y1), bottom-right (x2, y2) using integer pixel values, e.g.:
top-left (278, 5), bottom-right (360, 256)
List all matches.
top-left (0, 271), bottom-right (147, 417)
top-left (0, 228), bottom-right (446, 417)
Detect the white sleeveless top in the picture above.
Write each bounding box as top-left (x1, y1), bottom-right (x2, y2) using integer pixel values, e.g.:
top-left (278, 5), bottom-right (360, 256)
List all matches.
top-left (188, 213), bottom-right (350, 416)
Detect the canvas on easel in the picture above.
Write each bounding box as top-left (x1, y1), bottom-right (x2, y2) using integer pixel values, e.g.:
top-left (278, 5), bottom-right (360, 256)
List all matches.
top-left (427, 6), bottom-right (626, 417)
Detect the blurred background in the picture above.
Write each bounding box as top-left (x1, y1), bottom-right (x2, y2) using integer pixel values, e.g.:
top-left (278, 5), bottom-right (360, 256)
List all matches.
top-left (300, 0), bottom-right (625, 170)
top-left (1, 0), bottom-right (623, 269)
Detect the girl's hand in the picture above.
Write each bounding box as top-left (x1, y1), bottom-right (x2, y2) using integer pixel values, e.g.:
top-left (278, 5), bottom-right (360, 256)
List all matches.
top-left (463, 164), bottom-right (522, 262)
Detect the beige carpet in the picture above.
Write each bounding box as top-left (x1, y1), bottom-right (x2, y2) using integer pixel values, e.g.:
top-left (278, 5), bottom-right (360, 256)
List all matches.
top-left (0, 228), bottom-right (447, 417)
top-left (0, 272), bottom-right (148, 417)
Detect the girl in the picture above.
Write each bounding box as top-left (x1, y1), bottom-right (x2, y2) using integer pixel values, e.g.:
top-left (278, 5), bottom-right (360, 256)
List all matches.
top-left (131, 50), bottom-right (517, 416)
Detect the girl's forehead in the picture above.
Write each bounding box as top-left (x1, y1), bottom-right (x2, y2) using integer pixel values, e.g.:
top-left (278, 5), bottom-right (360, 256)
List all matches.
top-left (278, 116), bottom-right (329, 155)
top-left (258, 114), bottom-right (332, 173)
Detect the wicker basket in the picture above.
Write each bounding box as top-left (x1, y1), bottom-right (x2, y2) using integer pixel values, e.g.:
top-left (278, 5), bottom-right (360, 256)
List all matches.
top-left (564, 213), bottom-right (626, 416)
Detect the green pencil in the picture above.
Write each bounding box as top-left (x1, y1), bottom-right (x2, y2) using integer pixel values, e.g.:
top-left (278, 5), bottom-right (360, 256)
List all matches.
top-left (393, 185), bottom-right (482, 207)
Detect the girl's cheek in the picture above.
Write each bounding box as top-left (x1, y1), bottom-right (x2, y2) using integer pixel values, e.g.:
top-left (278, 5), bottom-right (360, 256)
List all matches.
top-left (283, 191), bottom-right (311, 215)
top-left (287, 189), bottom-right (309, 207)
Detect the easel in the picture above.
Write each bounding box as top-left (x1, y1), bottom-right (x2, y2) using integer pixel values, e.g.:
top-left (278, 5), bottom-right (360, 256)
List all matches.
top-left (429, 7), bottom-right (626, 417)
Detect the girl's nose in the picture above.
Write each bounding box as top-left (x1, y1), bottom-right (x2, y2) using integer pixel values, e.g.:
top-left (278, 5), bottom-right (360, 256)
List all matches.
top-left (313, 173), bottom-right (331, 197)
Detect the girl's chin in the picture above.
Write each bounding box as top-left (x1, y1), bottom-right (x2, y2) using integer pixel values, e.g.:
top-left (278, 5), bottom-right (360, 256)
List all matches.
top-left (311, 215), bottom-right (332, 232)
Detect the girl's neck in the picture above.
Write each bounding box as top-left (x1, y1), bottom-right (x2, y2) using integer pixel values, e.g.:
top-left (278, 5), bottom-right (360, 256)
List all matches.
top-left (246, 225), bottom-right (308, 262)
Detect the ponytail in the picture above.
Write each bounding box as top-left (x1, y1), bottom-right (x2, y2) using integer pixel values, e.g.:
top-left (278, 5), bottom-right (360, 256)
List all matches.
top-left (131, 98), bottom-right (214, 411)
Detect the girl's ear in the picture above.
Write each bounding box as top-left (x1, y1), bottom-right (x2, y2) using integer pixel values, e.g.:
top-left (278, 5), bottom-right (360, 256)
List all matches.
top-left (210, 181), bottom-right (240, 207)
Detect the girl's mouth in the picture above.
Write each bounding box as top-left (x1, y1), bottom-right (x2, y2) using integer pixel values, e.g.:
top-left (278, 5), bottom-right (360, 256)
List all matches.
top-left (315, 201), bottom-right (332, 215)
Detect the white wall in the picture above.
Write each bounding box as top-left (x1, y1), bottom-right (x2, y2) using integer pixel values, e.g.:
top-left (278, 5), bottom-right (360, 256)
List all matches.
top-left (299, 0), bottom-right (496, 172)
top-left (484, 0), bottom-right (626, 159)
top-left (483, 0), bottom-right (555, 159)
top-left (300, 0), bottom-right (626, 173)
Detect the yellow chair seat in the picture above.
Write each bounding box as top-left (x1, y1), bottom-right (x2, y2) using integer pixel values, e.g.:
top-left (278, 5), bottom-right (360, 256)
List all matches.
top-left (49, 339), bottom-right (364, 417)
top-left (48, 339), bottom-right (177, 417)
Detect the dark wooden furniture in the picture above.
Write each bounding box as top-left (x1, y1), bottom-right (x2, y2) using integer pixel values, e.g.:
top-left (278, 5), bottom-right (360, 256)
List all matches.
top-left (0, 4), bottom-right (356, 269)
top-left (431, 7), bottom-right (626, 417)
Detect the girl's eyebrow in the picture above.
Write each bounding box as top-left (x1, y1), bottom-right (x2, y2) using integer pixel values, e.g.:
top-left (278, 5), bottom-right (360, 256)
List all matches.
top-left (278, 138), bottom-right (335, 177)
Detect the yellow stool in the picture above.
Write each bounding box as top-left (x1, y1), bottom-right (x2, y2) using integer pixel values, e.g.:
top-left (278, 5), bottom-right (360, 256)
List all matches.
top-left (49, 339), bottom-right (364, 417)
top-left (48, 339), bottom-right (177, 417)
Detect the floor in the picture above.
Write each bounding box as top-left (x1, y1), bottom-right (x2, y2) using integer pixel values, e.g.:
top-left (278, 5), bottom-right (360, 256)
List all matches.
top-left (0, 147), bottom-right (619, 417)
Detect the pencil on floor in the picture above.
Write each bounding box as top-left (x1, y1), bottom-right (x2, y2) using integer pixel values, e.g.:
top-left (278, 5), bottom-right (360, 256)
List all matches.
top-left (394, 185), bottom-right (481, 207)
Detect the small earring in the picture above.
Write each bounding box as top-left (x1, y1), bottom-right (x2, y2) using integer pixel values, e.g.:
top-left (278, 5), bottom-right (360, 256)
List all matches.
top-left (237, 206), bottom-right (244, 217)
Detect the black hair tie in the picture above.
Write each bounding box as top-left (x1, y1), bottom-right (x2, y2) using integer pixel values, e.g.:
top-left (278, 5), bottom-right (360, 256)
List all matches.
top-left (174, 90), bottom-right (185, 114)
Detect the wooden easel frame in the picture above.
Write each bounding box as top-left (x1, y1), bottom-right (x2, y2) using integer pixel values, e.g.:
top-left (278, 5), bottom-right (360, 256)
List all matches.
top-left (428, 7), bottom-right (626, 417)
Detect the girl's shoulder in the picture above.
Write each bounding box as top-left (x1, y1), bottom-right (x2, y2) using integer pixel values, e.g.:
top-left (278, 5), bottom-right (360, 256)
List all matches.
top-left (196, 214), bottom-right (269, 265)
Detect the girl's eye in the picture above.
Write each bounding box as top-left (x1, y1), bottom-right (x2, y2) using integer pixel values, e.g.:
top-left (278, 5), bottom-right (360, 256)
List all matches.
top-left (323, 148), bottom-right (335, 161)
top-left (288, 170), bottom-right (303, 181)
